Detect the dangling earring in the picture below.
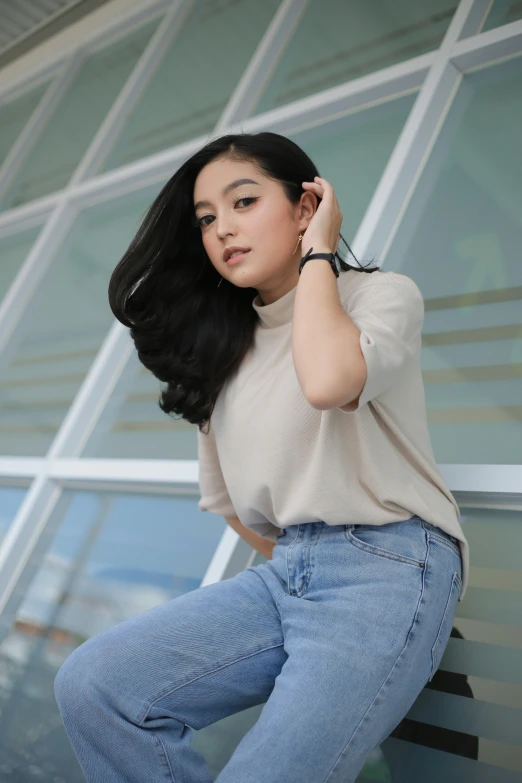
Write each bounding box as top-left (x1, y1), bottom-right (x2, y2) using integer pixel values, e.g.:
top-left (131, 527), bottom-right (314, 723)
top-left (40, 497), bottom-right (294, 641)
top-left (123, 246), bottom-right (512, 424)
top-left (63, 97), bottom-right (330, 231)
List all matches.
top-left (292, 233), bottom-right (303, 256)
top-left (217, 276), bottom-right (223, 287)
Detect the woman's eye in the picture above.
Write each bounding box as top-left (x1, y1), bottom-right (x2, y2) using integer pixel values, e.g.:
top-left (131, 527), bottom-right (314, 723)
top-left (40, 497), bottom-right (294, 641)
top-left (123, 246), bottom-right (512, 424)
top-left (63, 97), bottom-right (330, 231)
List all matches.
top-left (196, 196), bottom-right (257, 228)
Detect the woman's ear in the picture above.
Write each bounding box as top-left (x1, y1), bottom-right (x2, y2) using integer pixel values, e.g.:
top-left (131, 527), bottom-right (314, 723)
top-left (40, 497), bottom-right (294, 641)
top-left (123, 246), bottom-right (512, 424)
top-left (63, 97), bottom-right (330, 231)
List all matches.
top-left (298, 190), bottom-right (318, 223)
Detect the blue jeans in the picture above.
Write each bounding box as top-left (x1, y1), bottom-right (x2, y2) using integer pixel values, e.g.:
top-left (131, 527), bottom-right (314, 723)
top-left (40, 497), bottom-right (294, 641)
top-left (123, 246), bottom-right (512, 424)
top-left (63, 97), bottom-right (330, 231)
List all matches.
top-left (54, 516), bottom-right (462, 783)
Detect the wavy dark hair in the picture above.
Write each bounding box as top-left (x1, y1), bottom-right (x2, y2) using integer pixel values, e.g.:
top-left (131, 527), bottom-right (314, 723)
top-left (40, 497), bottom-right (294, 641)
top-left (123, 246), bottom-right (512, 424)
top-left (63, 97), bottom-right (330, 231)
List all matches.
top-left (108, 131), bottom-right (379, 433)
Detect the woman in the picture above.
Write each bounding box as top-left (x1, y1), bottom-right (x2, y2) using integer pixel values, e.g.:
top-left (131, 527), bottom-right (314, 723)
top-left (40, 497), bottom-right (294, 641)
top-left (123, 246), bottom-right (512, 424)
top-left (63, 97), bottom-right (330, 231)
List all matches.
top-left (54, 131), bottom-right (469, 782)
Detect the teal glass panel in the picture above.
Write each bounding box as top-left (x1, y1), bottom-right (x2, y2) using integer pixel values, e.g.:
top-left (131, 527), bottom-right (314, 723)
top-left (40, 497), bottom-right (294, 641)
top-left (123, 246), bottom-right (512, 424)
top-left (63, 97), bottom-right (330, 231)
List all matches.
top-left (0, 81), bottom-right (49, 169)
top-left (379, 505), bottom-right (522, 780)
top-left (103, 0), bottom-right (280, 172)
top-left (385, 55), bottom-right (522, 464)
top-left (481, 0), bottom-right (522, 32)
top-left (82, 349), bottom-right (196, 459)
top-left (0, 487), bottom-right (226, 780)
top-left (290, 92), bottom-right (416, 242)
top-left (0, 184), bottom-right (159, 456)
top-left (253, 0), bottom-right (458, 116)
top-left (0, 226), bottom-right (41, 303)
top-left (0, 21), bottom-right (158, 211)
top-left (0, 485), bottom-right (27, 546)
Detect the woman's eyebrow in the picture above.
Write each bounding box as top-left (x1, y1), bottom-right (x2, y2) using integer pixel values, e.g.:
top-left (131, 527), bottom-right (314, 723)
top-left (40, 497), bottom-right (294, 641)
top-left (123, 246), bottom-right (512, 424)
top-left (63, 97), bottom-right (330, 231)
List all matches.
top-left (194, 178), bottom-right (260, 211)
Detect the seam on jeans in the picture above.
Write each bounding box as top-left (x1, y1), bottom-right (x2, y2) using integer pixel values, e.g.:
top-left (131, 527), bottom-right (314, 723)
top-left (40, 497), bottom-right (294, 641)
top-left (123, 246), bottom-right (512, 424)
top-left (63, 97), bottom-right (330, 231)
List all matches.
top-left (429, 570), bottom-right (461, 681)
top-left (344, 526), bottom-right (425, 569)
top-left (426, 531), bottom-right (461, 559)
top-left (152, 733), bottom-right (177, 782)
top-left (323, 529), bottom-right (430, 782)
top-left (138, 642), bottom-right (285, 727)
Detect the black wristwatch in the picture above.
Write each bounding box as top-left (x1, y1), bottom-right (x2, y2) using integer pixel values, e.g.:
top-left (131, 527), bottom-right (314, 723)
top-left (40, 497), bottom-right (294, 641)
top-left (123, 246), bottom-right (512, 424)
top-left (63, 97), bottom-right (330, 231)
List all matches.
top-left (298, 246), bottom-right (341, 278)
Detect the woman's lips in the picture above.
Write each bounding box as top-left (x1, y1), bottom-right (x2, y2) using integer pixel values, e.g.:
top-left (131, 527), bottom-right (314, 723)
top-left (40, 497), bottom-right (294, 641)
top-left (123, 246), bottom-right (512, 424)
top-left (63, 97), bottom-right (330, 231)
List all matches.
top-left (226, 250), bottom-right (250, 265)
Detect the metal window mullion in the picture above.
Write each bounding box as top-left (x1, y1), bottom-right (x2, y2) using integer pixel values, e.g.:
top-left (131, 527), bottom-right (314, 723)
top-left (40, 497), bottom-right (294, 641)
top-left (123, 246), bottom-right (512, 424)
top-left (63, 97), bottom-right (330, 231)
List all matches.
top-left (0, 50), bottom-right (84, 204)
top-left (0, 200), bottom-right (78, 362)
top-left (451, 17), bottom-right (522, 71)
top-left (0, 473), bottom-right (61, 620)
top-left (45, 322), bottom-right (135, 458)
top-left (69, 0), bottom-right (197, 184)
top-left (214, 0), bottom-right (309, 131)
top-left (350, 0), bottom-right (493, 263)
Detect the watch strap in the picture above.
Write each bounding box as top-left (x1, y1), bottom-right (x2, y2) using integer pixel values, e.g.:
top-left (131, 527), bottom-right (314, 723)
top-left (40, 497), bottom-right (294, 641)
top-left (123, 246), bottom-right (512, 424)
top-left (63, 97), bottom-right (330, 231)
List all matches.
top-left (298, 246), bottom-right (340, 278)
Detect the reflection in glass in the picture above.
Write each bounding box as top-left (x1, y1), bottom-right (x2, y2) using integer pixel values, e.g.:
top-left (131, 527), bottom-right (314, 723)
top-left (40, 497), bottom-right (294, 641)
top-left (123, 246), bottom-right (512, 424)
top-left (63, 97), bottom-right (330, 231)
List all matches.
top-left (253, 0), bottom-right (457, 116)
top-left (290, 93), bottom-right (416, 242)
top-left (0, 485), bottom-right (27, 546)
top-left (0, 185), bottom-right (160, 457)
top-left (82, 349), bottom-right (197, 459)
top-left (385, 56), bottom-right (522, 464)
top-left (0, 80), bottom-right (50, 169)
top-left (0, 21), bottom-right (158, 211)
top-left (103, 0), bottom-right (280, 172)
top-left (0, 226), bottom-right (41, 304)
top-left (0, 487), bottom-right (225, 780)
top-left (481, 0), bottom-right (522, 32)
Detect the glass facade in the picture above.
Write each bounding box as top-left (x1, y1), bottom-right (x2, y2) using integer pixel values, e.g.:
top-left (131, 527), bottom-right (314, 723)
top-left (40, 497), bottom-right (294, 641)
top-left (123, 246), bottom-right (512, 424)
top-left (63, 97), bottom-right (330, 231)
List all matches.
top-left (253, 0), bottom-right (458, 115)
top-left (0, 487), bottom-right (225, 779)
top-left (385, 55), bottom-right (522, 465)
top-left (0, 1), bottom-right (521, 779)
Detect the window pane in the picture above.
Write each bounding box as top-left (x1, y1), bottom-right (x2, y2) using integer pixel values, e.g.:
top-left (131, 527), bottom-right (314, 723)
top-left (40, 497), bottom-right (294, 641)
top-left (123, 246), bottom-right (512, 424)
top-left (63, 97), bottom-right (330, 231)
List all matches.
top-left (253, 0), bottom-right (458, 116)
top-left (102, 0), bottom-right (280, 172)
top-left (0, 226), bottom-right (41, 303)
top-left (380, 505), bottom-right (522, 780)
top-left (384, 56), bottom-right (522, 464)
top-left (0, 185), bottom-right (158, 456)
top-left (0, 21), bottom-right (158, 212)
top-left (0, 81), bottom-right (49, 169)
top-left (290, 93), bottom-right (416, 242)
top-left (82, 350), bottom-right (197, 459)
top-left (0, 487), bottom-right (226, 780)
top-left (481, 0), bottom-right (522, 33)
top-left (0, 485), bottom-right (27, 545)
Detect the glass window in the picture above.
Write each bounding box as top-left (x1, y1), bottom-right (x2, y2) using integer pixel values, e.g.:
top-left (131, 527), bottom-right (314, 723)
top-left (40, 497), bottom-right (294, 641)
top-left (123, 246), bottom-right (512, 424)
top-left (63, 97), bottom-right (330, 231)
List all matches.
top-left (102, 0), bottom-right (280, 172)
top-left (252, 0), bottom-right (458, 116)
top-left (0, 184), bottom-right (159, 457)
top-left (290, 93), bottom-right (417, 242)
top-left (0, 226), bottom-right (41, 303)
top-left (0, 484), bottom-right (27, 546)
top-left (0, 81), bottom-right (50, 169)
top-left (0, 21), bottom-right (158, 212)
top-left (480, 0), bottom-right (522, 33)
top-left (379, 505), bottom-right (522, 780)
top-left (0, 487), bottom-right (226, 780)
top-left (82, 350), bottom-right (197, 459)
top-left (384, 55), bottom-right (522, 464)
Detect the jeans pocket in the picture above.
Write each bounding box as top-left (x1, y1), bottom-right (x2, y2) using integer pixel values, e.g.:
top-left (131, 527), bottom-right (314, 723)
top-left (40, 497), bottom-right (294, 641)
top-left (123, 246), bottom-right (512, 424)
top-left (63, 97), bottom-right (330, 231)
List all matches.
top-left (429, 570), bottom-right (461, 681)
top-left (344, 522), bottom-right (426, 569)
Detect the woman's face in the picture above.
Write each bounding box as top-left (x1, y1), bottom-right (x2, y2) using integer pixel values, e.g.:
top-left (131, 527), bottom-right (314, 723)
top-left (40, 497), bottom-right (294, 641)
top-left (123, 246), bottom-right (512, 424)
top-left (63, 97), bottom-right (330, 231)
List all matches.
top-left (193, 157), bottom-right (316, 305)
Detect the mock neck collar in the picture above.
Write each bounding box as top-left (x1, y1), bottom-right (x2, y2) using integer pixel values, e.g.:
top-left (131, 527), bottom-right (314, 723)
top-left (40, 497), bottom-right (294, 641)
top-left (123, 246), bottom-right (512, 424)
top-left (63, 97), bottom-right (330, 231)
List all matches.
top-left (251, 283), bottom-right (298, 329)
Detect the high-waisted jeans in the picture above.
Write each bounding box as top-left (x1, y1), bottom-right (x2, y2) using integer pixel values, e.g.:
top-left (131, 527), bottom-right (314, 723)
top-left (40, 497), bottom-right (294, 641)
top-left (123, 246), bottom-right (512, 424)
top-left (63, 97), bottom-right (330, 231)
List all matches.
top-left (54, 516), bottom-right (463, 783)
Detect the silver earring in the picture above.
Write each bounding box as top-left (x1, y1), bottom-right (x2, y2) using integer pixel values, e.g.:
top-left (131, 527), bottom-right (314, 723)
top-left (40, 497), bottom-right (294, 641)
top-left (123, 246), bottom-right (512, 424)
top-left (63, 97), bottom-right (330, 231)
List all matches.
top-left (217, 276), bottom-right (223, 287)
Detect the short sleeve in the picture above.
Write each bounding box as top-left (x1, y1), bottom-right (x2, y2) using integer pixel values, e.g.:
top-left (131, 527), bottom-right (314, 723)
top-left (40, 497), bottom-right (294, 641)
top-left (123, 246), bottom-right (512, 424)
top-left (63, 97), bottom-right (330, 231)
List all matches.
top-left (197, 418), bottom-right (237, 516)
top-left (338, 272), bottom-right (424, 414)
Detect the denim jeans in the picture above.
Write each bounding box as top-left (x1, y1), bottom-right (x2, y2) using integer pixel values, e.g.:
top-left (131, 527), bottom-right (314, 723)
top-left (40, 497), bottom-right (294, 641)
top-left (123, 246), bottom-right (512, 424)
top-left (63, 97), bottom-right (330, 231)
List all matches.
top-left (54, 516), bottom-right (462, 783)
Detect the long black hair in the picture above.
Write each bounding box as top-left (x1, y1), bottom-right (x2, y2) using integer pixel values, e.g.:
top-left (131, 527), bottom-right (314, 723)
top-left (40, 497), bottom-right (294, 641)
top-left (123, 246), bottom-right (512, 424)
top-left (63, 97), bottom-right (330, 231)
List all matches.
top-left (108, 131), bottom-right (378, 433)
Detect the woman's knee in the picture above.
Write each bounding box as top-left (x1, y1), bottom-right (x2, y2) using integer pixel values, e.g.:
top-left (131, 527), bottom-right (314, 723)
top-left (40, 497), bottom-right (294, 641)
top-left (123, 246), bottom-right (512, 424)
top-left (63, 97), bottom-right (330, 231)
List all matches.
top-left (54, 631), bottom-right (114, 709)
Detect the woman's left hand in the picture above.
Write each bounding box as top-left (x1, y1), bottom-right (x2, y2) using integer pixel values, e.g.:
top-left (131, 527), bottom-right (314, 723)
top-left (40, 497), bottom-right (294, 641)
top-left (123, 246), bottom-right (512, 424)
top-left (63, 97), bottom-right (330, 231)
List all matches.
top-left (300, 176), bottom-right (343, 256)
